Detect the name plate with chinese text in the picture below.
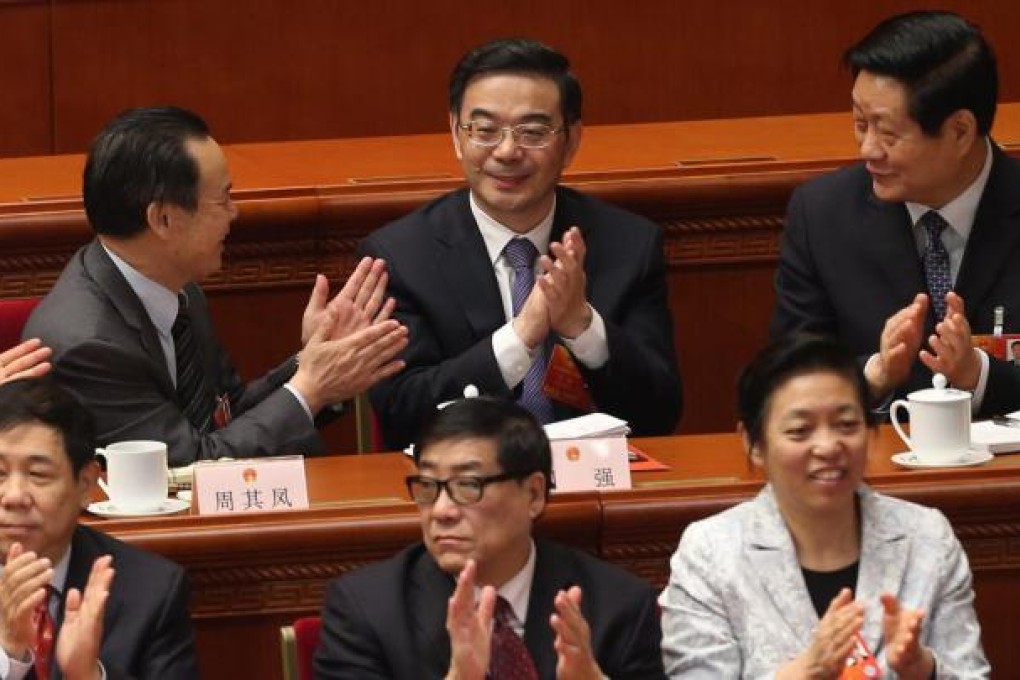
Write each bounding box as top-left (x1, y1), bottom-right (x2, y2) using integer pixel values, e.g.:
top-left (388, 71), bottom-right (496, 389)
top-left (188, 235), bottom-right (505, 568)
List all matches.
top-left (194, 456), bottom-right (309, 515)
top-left (550, 437), bottom-right (632, 493)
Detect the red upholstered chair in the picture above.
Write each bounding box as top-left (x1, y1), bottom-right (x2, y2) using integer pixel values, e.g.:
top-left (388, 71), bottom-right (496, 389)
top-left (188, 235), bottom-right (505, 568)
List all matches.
top-left (280, 616), bottom-right (321, 680)
top-left (0, 297), bottom-right (40, 353)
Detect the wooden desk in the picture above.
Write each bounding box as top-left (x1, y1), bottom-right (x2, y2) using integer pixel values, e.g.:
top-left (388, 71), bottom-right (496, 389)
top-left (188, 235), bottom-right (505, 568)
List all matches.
top-left (84, 428), bottom-right (1020, 678)
top-left (5, 107), bottom-right (1020, 447)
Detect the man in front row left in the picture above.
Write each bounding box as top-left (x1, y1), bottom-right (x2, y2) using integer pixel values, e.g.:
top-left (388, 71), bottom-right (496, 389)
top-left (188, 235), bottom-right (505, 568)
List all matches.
top-left (0, 378), bottom-right (197, 679)
top-left (314, 397), bottom-right (664, 679)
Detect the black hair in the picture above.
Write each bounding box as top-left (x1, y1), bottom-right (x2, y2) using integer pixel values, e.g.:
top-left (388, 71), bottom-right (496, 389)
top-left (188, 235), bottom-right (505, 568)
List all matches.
top-left (83, 106), bottom-right (211, 237)
top-left (415, 397), bottom-right (553, 499)
top-left (0, 377), bottom-right (97, 475)
top-left (449, 37), bottom-right (582, 126)
top-left (737, 334), bottom-right (876, 451)
top-left (844, 10), bottom-right (997, 136)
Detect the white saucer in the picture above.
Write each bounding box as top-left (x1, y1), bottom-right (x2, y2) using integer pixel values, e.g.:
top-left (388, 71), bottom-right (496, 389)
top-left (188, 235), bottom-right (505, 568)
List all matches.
top-left (891, 450), bottom-right (993, 469)
top-left (87, 498), bottom-right (190, 518)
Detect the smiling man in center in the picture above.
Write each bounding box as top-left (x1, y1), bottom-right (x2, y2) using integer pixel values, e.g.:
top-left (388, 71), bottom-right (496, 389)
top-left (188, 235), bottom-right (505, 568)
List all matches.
top-left (359, 38), bottom-right (682, 450)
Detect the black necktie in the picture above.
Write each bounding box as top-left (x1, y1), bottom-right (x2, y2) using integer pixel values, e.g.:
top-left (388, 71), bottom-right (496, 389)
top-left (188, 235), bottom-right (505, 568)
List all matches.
top-left (172, 292), bottom-right (214, 432)
top-left (920, 210), bottom-right (952, 321)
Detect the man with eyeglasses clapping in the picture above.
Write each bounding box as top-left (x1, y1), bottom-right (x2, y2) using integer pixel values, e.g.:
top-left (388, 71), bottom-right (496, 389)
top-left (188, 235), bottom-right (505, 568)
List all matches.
top-left (314, 397), bottom-right (665, 679)
top-left (360, 38), bottom-right (682, 450)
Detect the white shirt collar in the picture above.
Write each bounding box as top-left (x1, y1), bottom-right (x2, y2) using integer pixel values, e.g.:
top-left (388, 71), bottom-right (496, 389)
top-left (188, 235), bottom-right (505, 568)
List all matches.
top-left (470, 193), bottom-right (556, 265)
top-left (906, 137), bottom-right (993, 240)
top-left (473, 539), bottom-right (537, 631)
top-left (101, 243), bottom-right (180, 340)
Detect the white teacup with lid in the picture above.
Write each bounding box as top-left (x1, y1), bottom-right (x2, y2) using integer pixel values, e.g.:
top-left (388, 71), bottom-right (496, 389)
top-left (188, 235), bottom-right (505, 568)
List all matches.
top-left (890, 373), bottom-right (971, 464)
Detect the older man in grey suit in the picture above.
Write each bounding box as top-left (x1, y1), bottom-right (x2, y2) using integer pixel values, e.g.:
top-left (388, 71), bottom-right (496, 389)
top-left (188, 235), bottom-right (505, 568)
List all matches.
top-left (25, 107), bottom-right (408, 465)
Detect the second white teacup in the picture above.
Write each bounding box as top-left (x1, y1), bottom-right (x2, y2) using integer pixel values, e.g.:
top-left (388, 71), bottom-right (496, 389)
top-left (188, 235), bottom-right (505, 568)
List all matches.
top-left (95, 440), bottom-right (168, 512)
top-left (890, 376), bottom-right (971, 464)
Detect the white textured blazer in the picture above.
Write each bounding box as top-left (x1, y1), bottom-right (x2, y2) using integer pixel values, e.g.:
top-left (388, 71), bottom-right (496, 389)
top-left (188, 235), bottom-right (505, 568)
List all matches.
top-left (659, 485), bottom-right (989, 678)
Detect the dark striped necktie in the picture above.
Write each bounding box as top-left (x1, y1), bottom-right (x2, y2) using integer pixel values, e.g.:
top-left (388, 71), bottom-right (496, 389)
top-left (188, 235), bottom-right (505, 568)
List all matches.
top-left (172, 292), bottom-right (214, 433)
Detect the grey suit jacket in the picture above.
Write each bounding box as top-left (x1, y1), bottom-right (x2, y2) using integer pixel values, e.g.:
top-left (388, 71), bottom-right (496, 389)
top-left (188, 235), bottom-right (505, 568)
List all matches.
top-left (771, 146), bottom-right (1020, 415)
top-left (659, 485), bottom-right (989, 679)
top-left (24, 240), bottom-right (321, 466)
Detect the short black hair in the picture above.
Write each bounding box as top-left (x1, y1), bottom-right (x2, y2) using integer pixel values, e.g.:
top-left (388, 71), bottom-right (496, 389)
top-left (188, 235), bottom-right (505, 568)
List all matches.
top-left (737, 333), bottom-right (876, 451)
top-left (83, 106), bottom-right (211, 237)
top-left (449, 37), bottom-right (582, 126)
top-left (844, 11), bottom-right (997, 136)
top-left (0, 377), bottom-right (97, 475)
top-left (415, 397), bottom-right (553, 498)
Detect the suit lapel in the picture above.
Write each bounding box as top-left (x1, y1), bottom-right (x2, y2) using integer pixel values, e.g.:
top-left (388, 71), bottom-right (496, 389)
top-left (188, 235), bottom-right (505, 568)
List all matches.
top-left (435, 191), bottom-right (506, 338)
top-left (408, 552), bottom-right (457, 677)
top-left (955, 146), bottom-right (1020, 307)
top-left (52, 527), bottom-right (121, 680)
top-left (524, 542), bottom-right (570, 677)
top-left (744, 489), bottom-right (820, 645)
top-left (862, 194), bottom-right (929, 313)
top-left (83, 241), bottom-right (175, 396)
top-left (855, 488), bottom-right (910, 653)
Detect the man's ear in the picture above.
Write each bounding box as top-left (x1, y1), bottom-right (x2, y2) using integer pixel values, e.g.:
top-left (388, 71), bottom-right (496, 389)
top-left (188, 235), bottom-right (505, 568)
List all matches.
top-left (563, 121), bottom-right (583, 169)
top-left (77, 460), bottom-right (101, 510)
top-left (145, 202), bottom-right (172, 240)
top-left (944, 109), bottom-right (978, 150)
top-left (449, 112), bottom-right (464, 161)
top-left (526, 471), bottom-right (547, 520)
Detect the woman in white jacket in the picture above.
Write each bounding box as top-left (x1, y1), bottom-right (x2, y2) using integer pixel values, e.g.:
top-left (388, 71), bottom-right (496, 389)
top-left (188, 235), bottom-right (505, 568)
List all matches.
top-left (659, 334), bottom-right (989, 679)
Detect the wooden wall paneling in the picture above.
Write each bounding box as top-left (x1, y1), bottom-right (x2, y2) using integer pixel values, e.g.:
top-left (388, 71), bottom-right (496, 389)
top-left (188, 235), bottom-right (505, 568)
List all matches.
top-left (0, 1), bottom-right (52, 157)
top-left (42, 0), bottom-right (1020, 156)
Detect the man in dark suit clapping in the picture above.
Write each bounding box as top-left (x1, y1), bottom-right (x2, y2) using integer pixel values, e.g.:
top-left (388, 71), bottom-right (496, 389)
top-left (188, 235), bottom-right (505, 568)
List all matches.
top-left (314, 397), bottom-right (665, 679)
top-left (772, 11), bottom-right (1020, 416)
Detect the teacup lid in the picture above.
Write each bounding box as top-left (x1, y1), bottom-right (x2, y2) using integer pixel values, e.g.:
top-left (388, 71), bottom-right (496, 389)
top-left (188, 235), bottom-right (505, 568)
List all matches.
top-left (908, 373), bottom-right (971, 403)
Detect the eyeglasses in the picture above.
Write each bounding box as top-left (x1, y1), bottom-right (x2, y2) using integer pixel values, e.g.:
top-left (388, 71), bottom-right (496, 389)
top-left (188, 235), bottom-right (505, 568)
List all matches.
top-left (458, 120), bottom-right (565, 149)
top-left (405, 473), bottom-right (519, 506)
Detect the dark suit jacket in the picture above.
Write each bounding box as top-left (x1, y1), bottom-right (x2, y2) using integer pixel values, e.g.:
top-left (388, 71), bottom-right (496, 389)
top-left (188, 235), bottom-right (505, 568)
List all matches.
top-left (24, 240), bottom-right (322, 466)
top-left (313, 540), bottom-right (666, 679)
top-left (44, 525), bottom-right (199, 679)
top-left (771, 146), bottom-right (1020, 415)
top-left (360, 187), bottom-right (682, 449)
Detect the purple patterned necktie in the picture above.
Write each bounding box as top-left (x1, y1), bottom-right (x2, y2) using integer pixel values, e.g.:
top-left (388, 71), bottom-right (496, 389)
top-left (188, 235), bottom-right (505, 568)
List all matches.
top-left (503, 238), bottom-right (554, 423)
top-left (920, 210), bottom-right (952, 321)
top-left (488, 596), bottom-right (539, 680)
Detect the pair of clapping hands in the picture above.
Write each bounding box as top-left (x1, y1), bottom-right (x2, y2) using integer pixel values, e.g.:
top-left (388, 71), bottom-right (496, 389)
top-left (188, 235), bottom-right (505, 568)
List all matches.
top-left (443, 559), bottom-right (603, 680)
top-left (779, 589), bottom-right (934, 680)
top-left (290, 257), bottom-right (409, 414)
top-left (0, 544), bottom-right (113, 680)
top-left (513, 227), bottom-right (592, 349)
top-left (868, 291), bottom-right (981, 397)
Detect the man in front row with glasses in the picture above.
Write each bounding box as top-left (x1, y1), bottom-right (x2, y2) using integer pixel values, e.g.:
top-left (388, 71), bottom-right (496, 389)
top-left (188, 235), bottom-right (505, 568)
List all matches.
top-left (360, 38), bottom-right (681, 450)
top-left (314, 397), bottom-right (664, 679)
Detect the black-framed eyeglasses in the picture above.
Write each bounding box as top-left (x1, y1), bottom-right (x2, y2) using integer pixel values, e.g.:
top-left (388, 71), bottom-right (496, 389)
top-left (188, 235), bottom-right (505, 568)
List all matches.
top-left (405, 473), bottom-right (520, 506)
top-left (458, 120), bottom-right (565, 149)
